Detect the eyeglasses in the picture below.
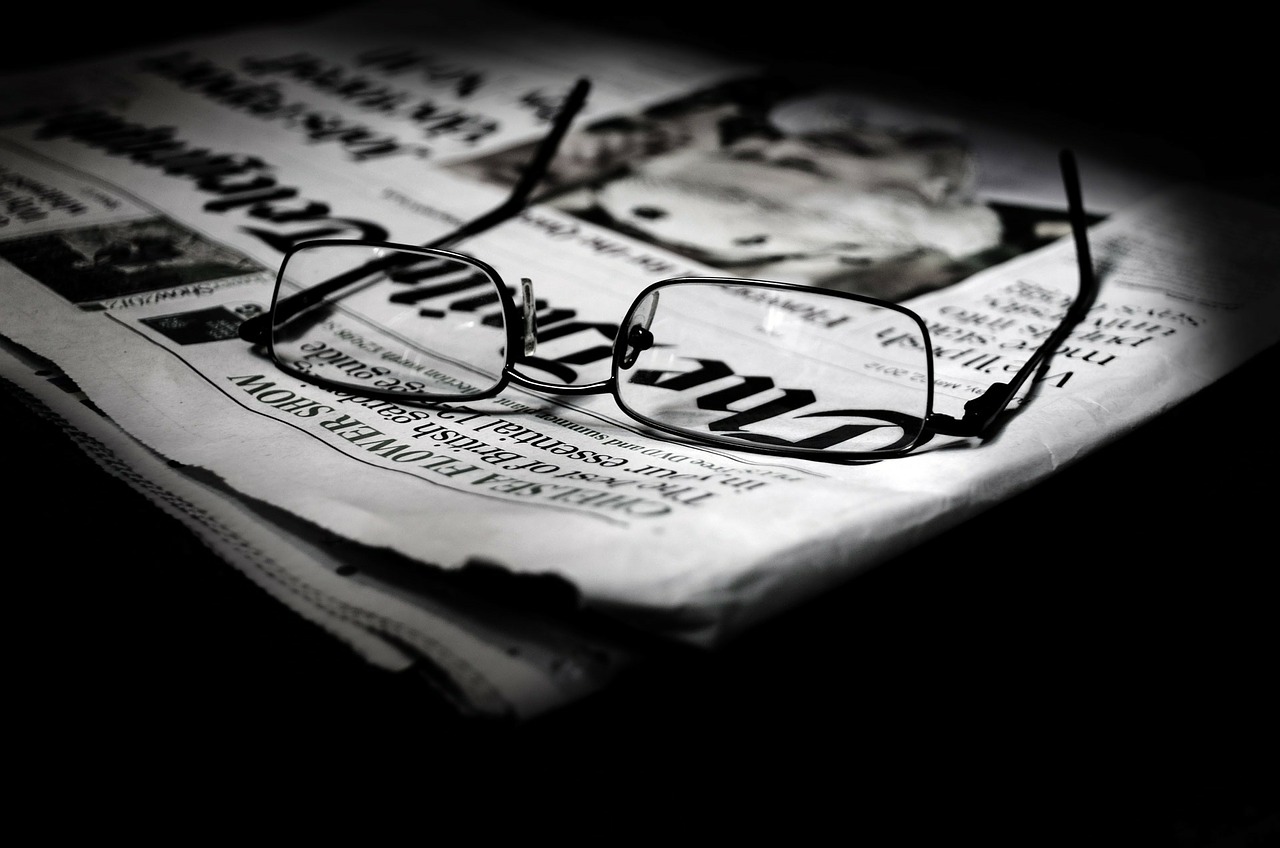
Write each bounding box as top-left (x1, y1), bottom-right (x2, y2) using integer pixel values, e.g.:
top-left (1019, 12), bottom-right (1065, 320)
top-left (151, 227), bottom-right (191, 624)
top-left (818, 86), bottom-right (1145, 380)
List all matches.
top-left (238, 77), bottom-right (1097, 462)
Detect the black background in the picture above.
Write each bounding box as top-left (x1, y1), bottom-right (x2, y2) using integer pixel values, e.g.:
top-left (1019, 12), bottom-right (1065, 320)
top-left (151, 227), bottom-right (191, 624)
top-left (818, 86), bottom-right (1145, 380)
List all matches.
top-left (5, 1), bottom-right (1278, 836)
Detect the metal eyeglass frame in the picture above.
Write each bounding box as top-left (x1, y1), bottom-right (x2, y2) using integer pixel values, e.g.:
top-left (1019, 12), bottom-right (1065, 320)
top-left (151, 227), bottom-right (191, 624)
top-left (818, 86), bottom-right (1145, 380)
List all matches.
top-left (239, 76), bottom-right (1098, 462)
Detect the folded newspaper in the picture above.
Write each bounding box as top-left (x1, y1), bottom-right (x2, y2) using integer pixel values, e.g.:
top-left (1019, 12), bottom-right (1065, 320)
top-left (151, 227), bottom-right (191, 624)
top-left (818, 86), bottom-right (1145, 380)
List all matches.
top-left (2, 0), bottom-right (1277, 719)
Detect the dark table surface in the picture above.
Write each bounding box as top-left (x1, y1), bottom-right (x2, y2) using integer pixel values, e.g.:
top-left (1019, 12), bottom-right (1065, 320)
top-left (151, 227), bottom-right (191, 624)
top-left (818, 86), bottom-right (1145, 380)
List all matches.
top-left (6, 2), bottom-right (1278, 836)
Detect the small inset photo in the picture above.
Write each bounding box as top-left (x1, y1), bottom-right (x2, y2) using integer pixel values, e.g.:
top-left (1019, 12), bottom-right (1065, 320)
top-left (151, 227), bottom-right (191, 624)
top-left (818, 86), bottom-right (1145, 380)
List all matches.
top-left (0, 216), bottom-right (263, 305)
top-left (140, 301), bottom-right (265, 345)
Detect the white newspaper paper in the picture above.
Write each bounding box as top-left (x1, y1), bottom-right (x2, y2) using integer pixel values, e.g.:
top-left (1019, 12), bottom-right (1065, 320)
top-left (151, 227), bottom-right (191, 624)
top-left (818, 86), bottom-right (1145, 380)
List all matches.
top-left (2, 0), bottom-right (1277, 714)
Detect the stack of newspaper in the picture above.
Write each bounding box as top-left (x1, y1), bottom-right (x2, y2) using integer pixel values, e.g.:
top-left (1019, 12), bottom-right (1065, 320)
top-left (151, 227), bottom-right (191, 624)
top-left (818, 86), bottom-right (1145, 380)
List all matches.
top-left (2, 0), bottom-right (1277, 719)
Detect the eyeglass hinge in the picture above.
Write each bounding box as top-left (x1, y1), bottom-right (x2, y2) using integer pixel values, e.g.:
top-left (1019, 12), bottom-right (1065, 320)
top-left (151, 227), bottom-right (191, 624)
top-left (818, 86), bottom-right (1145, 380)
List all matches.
top-left (927, 382), bottom-right (1011, 438)
top-left (238, 313), bottom-right (269, 345)
top-left (926, 412), bottom-right (974, 437)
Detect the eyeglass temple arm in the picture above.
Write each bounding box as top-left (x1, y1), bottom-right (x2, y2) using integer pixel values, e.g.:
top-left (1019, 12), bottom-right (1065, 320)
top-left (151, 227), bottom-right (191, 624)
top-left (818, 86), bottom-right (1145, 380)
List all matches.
top-left (424, 76), bottom-right (592, 250)
top-left (238, 77), bottom-right (592, 345)
top-left (927, 149), bottom-right (1097, 439)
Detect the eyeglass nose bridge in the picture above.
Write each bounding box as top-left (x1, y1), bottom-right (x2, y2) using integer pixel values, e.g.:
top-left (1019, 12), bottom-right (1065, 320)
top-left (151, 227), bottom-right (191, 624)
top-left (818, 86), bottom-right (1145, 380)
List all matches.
top-left (503, 275), bottom-right (614, 398)
top-left (519, 277), bottom-right (538, 356)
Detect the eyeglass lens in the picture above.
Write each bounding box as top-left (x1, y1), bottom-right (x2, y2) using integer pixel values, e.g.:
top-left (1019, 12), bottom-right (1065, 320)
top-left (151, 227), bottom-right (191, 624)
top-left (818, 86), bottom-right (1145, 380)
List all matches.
top-left (269, 243), bottom-right (510, 398)
top-left (616, 281), bottom-right (931, 453)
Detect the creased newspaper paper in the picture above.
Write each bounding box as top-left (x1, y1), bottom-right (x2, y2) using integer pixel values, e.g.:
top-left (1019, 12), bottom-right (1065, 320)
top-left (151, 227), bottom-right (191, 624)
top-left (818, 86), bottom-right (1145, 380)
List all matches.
top-left (1, 338), bottom-right (641, 718)
top-left (2, 0), bottom-right (1277, 716)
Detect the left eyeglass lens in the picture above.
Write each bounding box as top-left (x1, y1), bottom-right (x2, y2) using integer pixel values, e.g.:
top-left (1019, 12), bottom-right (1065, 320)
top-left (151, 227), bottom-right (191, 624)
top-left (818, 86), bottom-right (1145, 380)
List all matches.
top-left (268, 244), bottom-right (509, 398)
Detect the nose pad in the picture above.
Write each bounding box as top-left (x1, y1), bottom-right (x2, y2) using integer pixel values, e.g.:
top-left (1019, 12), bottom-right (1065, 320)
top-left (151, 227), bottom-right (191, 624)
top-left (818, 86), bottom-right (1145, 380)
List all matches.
top-left (619, 291), bottom-right (659, 369)
top-left (520, 277), bottom-right (537, 356)
top-left (620, 325), bottom-right (655, 369)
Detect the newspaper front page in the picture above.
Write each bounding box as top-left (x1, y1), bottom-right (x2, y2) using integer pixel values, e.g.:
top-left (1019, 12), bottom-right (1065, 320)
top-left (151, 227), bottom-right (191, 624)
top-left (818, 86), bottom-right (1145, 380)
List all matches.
top-left (2, 0), bottom-right (1277, 716)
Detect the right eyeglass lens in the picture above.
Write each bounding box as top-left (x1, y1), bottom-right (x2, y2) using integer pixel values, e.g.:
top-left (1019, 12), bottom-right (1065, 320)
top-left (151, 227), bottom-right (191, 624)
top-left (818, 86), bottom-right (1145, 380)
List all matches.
top-left (614, 280), bottom-right (932, 455)
top-left (268, 243), bottom-right (509, 398)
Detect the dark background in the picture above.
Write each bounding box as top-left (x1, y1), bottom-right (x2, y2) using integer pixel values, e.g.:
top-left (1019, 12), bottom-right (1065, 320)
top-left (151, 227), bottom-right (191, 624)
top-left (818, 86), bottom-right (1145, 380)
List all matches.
top-left (6, 1), bottom-right (1277, 836)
